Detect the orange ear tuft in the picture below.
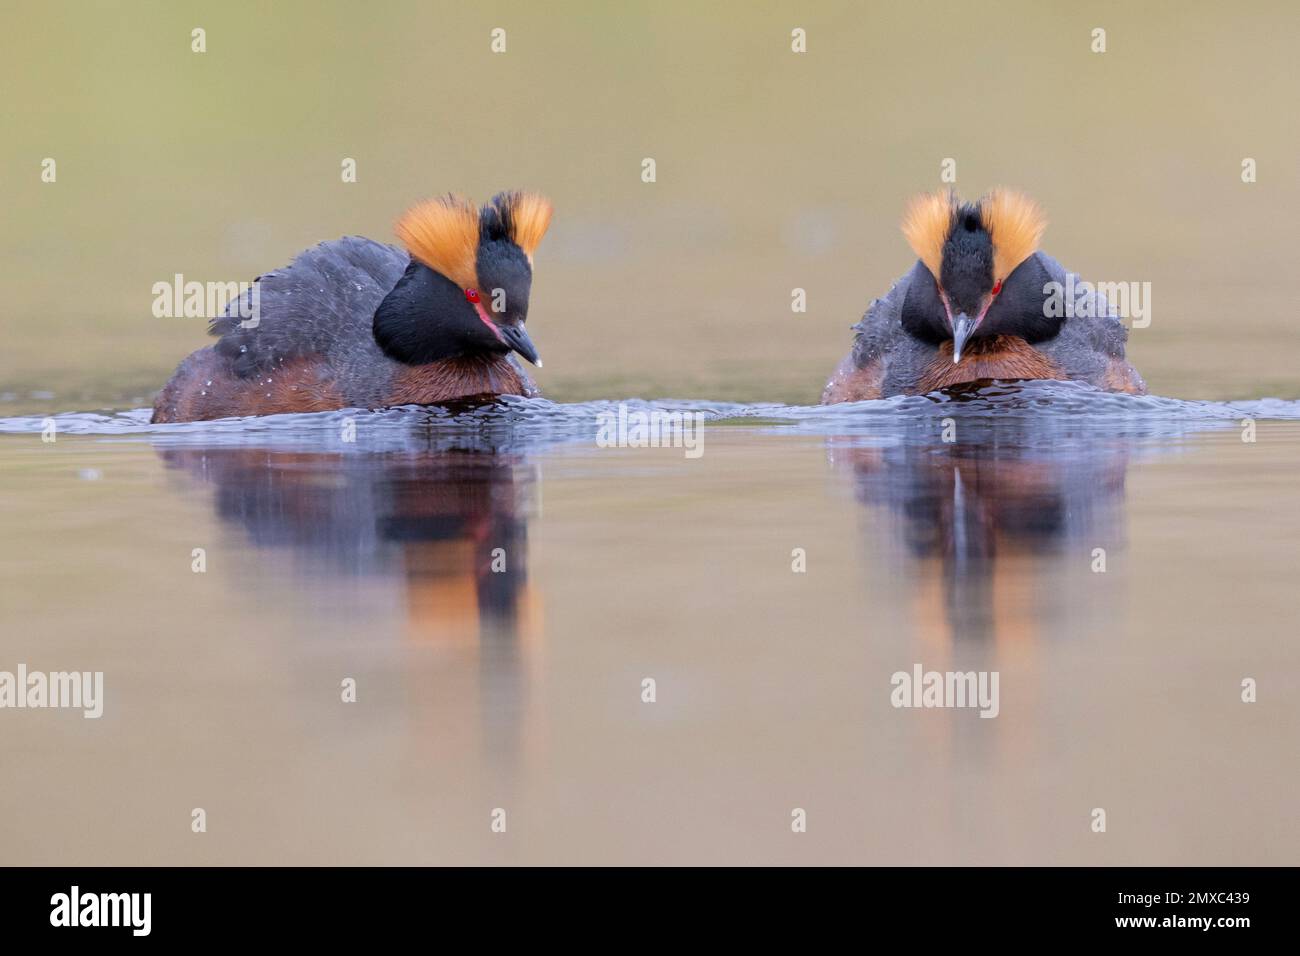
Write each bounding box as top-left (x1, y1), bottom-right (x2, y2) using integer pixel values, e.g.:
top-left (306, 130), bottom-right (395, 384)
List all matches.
top-left (980, 188), bottom-right (1047, 282)
top-left (511, 192), bottom-right (553, 256)
top-left (485, 191), bottom-right (554, 258)
top-left (395, 195), bottom-right (480, 290)
top-left (901, 190), bottom-right (957, 279)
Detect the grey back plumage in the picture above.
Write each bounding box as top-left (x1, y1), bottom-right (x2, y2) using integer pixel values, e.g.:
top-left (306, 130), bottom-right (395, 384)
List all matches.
top-left (1032, 253), bottom-right (1130, 381)
top-left (210, 236), bottom-right (409, 378)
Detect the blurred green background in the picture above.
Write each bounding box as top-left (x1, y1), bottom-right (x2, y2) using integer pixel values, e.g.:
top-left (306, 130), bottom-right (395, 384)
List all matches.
top-left (2, 0), bottom-right (1297, 411)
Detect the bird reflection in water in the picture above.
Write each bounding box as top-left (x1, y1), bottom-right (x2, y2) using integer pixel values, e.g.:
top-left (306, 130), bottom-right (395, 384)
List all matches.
top-left (830, 410), bottom-right (1133, 648)
top-left (156, 440), bottom-right (540, 767)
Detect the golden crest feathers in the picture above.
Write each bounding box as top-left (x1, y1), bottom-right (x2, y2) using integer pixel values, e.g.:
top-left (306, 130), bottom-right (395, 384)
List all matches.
top-left (901, 190), bottom-right (956, 279)
top-left (483, 191), bottom-right (554, 258)
top-left (395, 194), bottom-right (481, 290)
top-left (901, 188), bottom-right (1046, 282)
top-left (979, 188), bottom-right (1047, 282)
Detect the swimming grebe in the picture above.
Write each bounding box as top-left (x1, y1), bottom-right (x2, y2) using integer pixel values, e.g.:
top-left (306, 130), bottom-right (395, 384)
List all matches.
top-left (152, 191), bottom-right (552, 423)
top-left (822, 189), bottom-right (1145, 402)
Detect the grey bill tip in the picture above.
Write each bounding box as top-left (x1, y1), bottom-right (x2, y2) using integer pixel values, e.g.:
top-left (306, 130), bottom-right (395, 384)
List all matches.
top-left (501, 323), bottom-right (541, 367)
top-left (951, 314), bottom-right (977, 364)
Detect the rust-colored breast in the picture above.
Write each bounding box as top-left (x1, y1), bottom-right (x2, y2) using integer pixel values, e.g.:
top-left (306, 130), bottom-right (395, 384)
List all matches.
top-left (821, 352), bottom-right (884, 404)
top-left (153, 348), bottom-right (534, 423)
top-left (916, 336), bottom-right (1061, 393)
top-left (1099, 356), bottom-right (1148, 395)
top-left (384, 354), bottom-right (530, 406)
top-left (152, 349), bottom-right (345, 423)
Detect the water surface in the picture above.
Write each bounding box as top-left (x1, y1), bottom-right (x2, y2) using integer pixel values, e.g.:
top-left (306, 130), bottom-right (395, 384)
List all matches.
top-left (2, 383), bottom-right (1297, 864)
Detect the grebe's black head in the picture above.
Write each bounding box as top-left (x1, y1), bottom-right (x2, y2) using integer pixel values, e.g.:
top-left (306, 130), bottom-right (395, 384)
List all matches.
top-left (899, 189), bottom-right (1053, 362)
top-left (939, 203), bottom-right (995, 333)
top-left (475, 191), bottom-right (552, 365)
top-left (374, 191), bottom-right (553, 367)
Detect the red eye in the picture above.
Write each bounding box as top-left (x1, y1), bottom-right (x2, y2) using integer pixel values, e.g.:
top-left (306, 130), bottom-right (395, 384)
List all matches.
top-left (992, 280), bottom-right (1003, 296)
top-left (465, 288), bottom-right (480, 304)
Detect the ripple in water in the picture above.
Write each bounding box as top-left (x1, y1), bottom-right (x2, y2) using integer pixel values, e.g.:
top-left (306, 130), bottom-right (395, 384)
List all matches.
top-left (0, 381), bottom-right (1297, 452)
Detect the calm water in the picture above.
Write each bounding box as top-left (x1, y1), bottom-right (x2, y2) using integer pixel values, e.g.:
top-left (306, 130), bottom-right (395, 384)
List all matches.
top-left (2, 383), bottom-right (1298, 864)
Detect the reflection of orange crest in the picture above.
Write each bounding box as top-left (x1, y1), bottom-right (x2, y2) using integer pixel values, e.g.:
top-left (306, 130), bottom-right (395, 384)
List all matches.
top-left (835, 434), bottom-right (1129, 646)
top-left (403, 539), bottom-right (482, 648)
